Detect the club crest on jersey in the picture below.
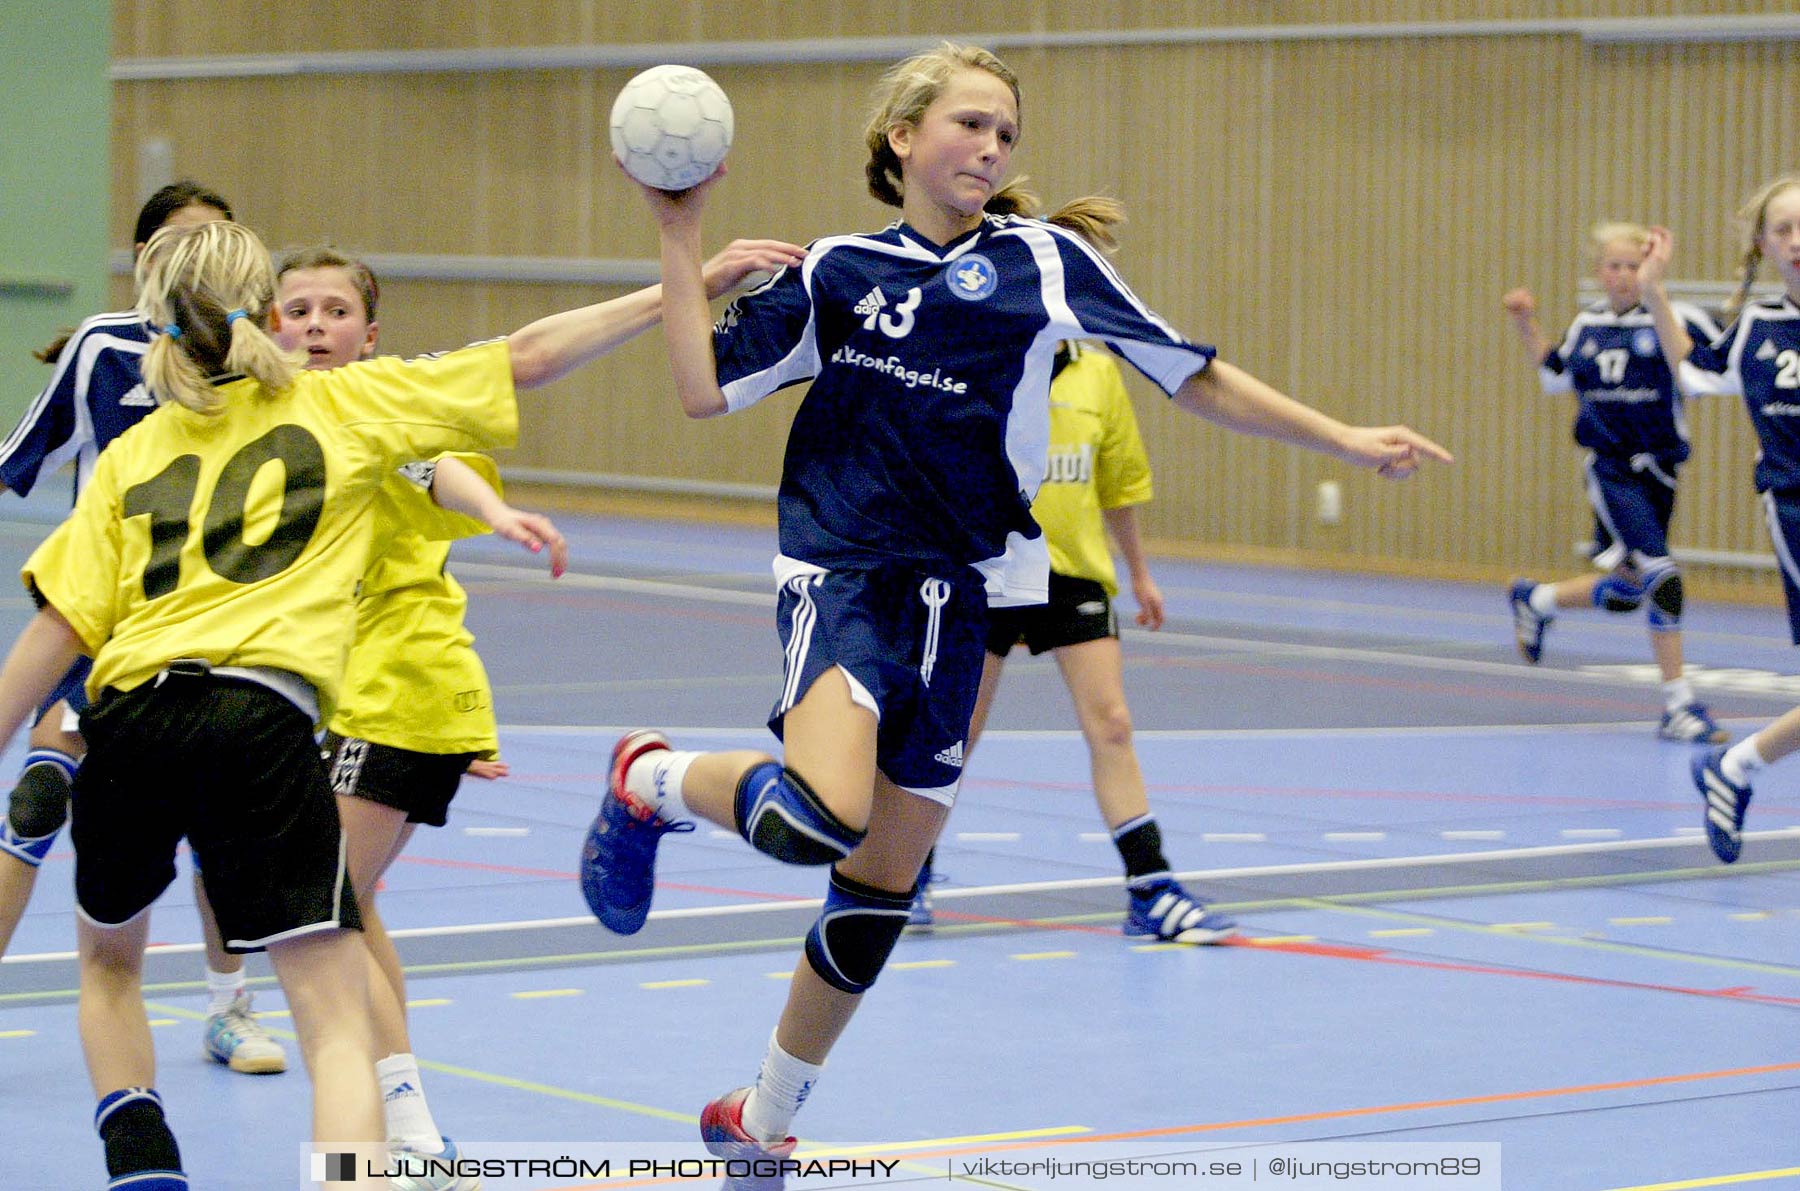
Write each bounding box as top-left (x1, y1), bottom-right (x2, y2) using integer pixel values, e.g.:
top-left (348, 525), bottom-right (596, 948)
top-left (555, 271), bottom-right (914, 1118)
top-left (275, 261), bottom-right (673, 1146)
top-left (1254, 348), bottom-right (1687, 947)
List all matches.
top-left (1632, 328), bottom-right (1657, 356)
top-left (946, 254), bottom-right (998, 301)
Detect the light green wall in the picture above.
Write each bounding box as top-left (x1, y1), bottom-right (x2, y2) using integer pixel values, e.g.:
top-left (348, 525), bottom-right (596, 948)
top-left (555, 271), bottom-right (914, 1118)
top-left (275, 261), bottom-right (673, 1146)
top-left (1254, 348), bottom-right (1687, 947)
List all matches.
top-left (0, 0), bottom-right (111, 425)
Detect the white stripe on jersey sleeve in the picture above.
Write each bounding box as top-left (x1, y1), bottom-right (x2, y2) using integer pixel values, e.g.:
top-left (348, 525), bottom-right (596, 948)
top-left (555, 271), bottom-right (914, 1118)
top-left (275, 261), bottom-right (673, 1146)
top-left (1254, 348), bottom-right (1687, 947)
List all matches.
top-left (718, 260), bottom-right (819, 414)
top-left (999, 221), bottom-right (1208, 396)
top-left (0, 311), bottom-right (146, 469)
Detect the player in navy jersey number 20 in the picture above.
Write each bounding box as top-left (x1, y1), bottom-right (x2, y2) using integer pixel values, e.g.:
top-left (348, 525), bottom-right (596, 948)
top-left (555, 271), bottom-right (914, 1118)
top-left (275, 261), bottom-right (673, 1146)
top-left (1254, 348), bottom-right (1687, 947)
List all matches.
top-left (1639, 177), bottom-right (1800, 865)
top-left (581, 41), bottom-right (1452, 1165)
top-left (1502, 222), bottom-right (1726, 744)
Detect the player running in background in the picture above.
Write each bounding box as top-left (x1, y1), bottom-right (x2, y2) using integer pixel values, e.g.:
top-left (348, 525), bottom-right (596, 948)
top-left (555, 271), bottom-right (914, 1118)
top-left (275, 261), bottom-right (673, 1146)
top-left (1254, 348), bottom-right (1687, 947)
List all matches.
top-left (1638, 177), bottom-right (1800, 863)
top-left (1502, 221), bottom-right (1724, 743)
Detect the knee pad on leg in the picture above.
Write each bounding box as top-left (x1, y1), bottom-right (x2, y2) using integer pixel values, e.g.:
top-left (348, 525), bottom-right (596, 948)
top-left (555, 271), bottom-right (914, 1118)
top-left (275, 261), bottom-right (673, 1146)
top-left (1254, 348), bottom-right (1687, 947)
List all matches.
top-left (1592, 572), bottom-right (1645, 613)
top-left (0, 749), bottom-right (75, 867)
top-left (95, 1087), bottom-right (185, 1188)
top-left (1646, 566), bottom-right (1684, 631)
top-left (803, 866), bottom-right (913, 994)
top-left (734, 762), bottom-right (865, 866)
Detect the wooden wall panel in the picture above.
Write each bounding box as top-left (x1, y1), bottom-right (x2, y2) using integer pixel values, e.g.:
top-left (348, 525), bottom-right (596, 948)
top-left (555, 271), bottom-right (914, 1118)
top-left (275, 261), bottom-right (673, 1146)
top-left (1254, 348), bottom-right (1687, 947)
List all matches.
top-left (105, 7), bottom-right (1800, 585)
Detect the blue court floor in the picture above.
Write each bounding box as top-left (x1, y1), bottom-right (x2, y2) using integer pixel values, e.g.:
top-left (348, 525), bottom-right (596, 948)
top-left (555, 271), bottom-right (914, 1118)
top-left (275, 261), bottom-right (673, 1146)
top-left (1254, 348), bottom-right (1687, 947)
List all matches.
top-left (0, 495), bottom-right (1795, 1190)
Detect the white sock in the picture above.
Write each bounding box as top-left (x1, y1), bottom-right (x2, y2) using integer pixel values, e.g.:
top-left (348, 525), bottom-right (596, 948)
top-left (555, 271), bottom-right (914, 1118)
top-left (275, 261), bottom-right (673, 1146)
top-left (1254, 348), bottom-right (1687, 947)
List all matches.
top-left (205, 967), bottom-right (245, 1016)
top-left (625, 749), bottom-right (700, 820)
top-left (375, 1053), bottom-right (444, 1153)
top-left (1663, 678), bottom-right (1695, 713)
top-left (1722, 737), bottom-right (1768, 786)
top-left (1528, 584), bottom-right (1558, 617)
top-left (741, 1030), bottom-right (823, 1144)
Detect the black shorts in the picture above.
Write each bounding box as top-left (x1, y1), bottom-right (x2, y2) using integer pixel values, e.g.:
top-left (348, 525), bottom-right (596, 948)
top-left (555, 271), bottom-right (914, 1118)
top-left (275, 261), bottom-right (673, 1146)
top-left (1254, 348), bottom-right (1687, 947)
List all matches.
top-left (70, 670), bottom-right (360, 953)
top-left (323, 733), bottom-right (475, 828)
top-left (986, 573), bottom-right (1117, 657)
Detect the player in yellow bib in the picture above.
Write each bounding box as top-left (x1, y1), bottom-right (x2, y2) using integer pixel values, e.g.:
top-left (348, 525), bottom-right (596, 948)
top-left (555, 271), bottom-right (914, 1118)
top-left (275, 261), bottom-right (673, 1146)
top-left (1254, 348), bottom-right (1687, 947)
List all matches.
top-left (0, 220), bottom-right (803, 1188)
top-left (912, 200), bottom-right (1235, 944)
top-left (275, 247), bottom-right (565, 1184)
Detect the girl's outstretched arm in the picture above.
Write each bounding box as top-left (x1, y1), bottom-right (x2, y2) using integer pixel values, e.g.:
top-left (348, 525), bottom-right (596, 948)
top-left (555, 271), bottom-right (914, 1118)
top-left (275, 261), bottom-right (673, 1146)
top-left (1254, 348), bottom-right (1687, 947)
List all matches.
top-left (1173, 359), bottom-right (1453, 479)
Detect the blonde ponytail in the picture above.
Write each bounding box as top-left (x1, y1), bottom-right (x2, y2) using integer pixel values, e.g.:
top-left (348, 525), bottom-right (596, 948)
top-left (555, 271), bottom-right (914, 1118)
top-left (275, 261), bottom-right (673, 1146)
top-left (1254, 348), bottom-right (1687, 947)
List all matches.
top-left (135, 222), bottom-right (299, 414)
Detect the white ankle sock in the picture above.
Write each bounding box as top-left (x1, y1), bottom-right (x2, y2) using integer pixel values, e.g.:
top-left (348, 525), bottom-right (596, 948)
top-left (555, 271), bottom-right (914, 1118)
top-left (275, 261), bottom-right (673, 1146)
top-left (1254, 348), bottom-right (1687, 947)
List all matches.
top-left (375, 1053), bottom-right (444, 1152)
top-left (741, 1031), bottom-right (823, 1143)
top-left (625, 749), bottom-right (700, 820)
top-left (1722, 737), bottom-right (1768, 786)
top-left (1528, 584), bottom-right (1558, 617)
top-left (205, 967), bottom-right (245, 1016)
top-left (1663, 678), bottom-right (1695, 713)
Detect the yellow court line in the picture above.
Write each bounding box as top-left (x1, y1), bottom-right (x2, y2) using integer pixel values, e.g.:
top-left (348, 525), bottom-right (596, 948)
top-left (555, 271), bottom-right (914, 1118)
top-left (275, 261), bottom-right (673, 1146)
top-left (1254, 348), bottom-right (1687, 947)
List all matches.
top-left (1306, 901), bottom-right (1800, 981)
top-left (1610, 916), bottom-right (1675, 926)
top-left (407, 998), bottom-right (452, 1008)
top-left (1010, 951), bottom-right (1077, 961)
top-left (144, 1000), bottom-right (699, 1125)
top-left (888, 959), bottom-right (955, 970)
top-left (1245, 935), bottom-right (1317, 945)
top-left (639, 979), bottom-right (708, 990)
top-left (511, 988), bottom-right (583, 999)
top-left (0, 1029), bottom-right (34, 1038)
top-left (1370, 928), bottom-right (1435, 938)
top-left (1602, 1167), bottom-right (1800, 1189)
top-left (10, 858), bottom-right (1798, 1008)
top-left (765, 970), bottom-right (795, 980)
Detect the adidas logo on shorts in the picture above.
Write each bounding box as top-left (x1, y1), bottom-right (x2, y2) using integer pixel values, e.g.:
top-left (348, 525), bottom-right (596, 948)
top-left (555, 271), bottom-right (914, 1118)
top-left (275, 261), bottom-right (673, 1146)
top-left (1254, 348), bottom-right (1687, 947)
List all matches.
top-left (933, 740), bottom-right (965, 769)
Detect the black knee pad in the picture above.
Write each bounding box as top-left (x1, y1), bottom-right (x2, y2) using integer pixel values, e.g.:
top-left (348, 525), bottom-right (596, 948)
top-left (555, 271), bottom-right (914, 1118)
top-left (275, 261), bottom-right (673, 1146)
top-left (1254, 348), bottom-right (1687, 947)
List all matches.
top-left (9, 755), bottom-right (72, 839)
top-left (803, 866), bottom-right (913, 994)
top-left (95, 1088), bottom-right (182, 1180)
top-left (1, 752), bottom-right (74, 866)
top-left (1648, 569), bottom-right (1684, 630)
top-left (735, 762), bottom-right (866, 866)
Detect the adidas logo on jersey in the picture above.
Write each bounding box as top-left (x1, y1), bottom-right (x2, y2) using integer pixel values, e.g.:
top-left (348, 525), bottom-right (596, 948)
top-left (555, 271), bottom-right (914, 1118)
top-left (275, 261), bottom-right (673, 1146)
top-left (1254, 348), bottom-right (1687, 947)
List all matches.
top-left (933, 740), bottom-right (965, 769)
top-left (854, 288), bottom-right (887, 319)
top-left (1759, 339), bottom-right (1779, 361)
top-left (119, 383), bottom-right (155, 407)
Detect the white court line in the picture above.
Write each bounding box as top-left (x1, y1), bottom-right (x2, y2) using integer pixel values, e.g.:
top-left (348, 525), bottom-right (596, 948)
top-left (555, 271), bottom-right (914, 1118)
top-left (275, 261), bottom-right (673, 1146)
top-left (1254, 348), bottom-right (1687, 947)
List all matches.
top-left (10, 832), bottom-right (1781, 966)
top-left (451, 560), bottom-right (1796, 691)
top-left (451, 554), bottom-right (1788, 651)
top-left (492, 719), bottom-right (1769, 740)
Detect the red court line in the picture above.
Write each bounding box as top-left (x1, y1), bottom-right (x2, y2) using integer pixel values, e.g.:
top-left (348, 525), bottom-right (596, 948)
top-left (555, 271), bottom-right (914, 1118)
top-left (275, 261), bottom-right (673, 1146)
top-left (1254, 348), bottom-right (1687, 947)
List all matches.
top-left (554, 1061), bottom-right (1800, 1189)
top-left (1246, 937), bottom-right (1800, 1008)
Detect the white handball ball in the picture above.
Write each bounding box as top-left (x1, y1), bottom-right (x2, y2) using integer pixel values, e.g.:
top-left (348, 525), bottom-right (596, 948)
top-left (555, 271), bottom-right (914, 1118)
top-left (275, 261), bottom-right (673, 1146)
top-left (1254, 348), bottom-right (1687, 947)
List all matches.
top-left (610, 64), bottom-right (734, 192)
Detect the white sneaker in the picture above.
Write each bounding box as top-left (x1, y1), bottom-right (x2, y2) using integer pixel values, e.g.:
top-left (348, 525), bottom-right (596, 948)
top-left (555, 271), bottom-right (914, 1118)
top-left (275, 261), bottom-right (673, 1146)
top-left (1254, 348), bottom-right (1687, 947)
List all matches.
top-left (203, 991), bottom-right (287, 1074)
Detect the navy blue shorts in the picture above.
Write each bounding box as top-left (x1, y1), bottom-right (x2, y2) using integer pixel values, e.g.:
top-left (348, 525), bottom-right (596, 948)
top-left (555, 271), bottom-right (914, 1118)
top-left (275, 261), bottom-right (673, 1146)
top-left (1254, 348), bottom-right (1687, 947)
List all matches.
top-left (1584, 453), bottom-right (1677, 569)
top-left (770, 564), bottom-right (987, 805)
top-left (1762, 491), bottom-right (1800, 644)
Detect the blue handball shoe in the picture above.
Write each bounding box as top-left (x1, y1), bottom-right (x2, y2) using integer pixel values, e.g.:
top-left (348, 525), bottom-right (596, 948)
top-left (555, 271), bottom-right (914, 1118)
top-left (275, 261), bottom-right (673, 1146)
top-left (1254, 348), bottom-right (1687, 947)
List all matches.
top-left (1508, 578), bottom-right (1550, 664)
top-left (1658, 702), bottom-right (1728, 744)
top-left (580, 730), bottom-right (693, 935)
top-left (1692, 745), bottom-right (1753, 864)
top-left (1125, 876), bottom-right (1238, 944)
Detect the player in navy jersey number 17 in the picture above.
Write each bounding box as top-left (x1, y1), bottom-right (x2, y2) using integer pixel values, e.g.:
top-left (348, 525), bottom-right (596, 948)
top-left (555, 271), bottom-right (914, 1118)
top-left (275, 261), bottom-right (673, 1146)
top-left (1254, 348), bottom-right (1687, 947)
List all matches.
top-left (583, 41), bottom-right (1452, 1167)
top-left (1639, 176), bottom-right (1800, 864)
top-left (1501, 222), bottom-right (1726, 743)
